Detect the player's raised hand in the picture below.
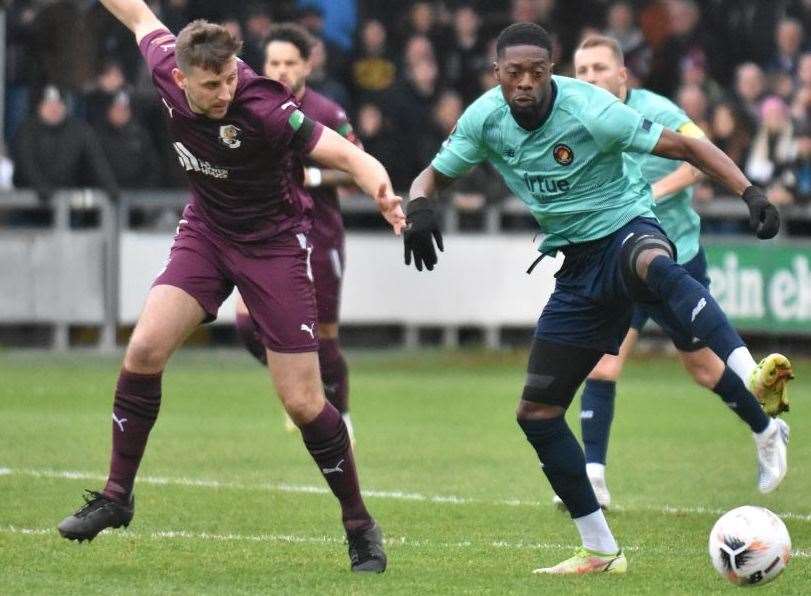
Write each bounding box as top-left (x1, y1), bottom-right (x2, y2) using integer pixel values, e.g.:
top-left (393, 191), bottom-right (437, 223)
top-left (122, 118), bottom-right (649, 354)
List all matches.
top-left (375, 183), bottom-right (406, 235)
top-left (742, 185), bottom-right (780, 239)
top-left (404, 196), bottom-right (444, 271)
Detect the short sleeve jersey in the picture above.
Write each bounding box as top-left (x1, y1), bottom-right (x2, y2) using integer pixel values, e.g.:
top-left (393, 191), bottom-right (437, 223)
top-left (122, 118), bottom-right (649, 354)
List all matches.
top-left (625, 88), bottom-right (702, 264)
top-left (431, 75), bottom-right (664, 253)
top-left (139, 29), bottom-right (324, 243)
top-left (298, 88), bottom-right (358, 247)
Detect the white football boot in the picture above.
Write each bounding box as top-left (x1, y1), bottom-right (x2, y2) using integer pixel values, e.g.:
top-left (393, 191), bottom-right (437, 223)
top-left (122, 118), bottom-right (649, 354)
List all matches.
top-left (754, 417), bottom-right (789, 494)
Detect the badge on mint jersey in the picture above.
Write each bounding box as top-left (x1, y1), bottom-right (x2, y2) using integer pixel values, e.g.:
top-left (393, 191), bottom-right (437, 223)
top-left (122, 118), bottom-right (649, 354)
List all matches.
top-left (553, 143), bottom-right (574, 166)
top-left (219, 124), bottom-right (242, 149)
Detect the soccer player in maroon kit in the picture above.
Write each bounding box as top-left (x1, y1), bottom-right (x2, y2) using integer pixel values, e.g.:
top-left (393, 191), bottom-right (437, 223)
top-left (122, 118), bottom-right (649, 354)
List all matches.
top-left (234, 24), bottom-right (360, 444)
top-left (56, 0), bottom-right (404, 573)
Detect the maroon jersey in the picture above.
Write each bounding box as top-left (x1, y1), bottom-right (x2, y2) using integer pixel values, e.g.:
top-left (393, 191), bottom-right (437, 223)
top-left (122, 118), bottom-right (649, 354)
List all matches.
top-left (139, 29), bottom-right (324, 243)
top-left (298, 88), bottom-right (359, 247)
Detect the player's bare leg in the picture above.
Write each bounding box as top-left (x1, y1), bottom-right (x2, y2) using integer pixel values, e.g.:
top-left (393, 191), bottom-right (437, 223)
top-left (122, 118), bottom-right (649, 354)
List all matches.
top-left (266, 349), bottom-right (384, 572)
top-left (678, 348), bottom-right (723, 390)
top-left (58, 285), bottom-right (206, 541)
top-left (234, 295), bottom-right (354, 442)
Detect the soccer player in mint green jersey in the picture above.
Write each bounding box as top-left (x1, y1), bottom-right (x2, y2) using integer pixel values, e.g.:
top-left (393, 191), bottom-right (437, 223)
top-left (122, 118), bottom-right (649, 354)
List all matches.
top-left (565, 35), bottom-right (794, 511)
top-left (403, 23), bottom-right (791, 576)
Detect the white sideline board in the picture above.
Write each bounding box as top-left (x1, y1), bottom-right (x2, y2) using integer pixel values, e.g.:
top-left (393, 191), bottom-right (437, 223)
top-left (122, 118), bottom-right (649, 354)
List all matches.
top-left (119, 232), bottom-right (563, 325)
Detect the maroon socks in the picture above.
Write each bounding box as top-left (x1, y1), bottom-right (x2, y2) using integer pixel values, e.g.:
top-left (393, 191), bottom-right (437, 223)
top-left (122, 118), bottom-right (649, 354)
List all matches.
top-left (103, 369), bottom-right (162, 502)
top-left (300, 402), bottom-right (371, 531)
top-left (318, 338), bottom-right (349, 414)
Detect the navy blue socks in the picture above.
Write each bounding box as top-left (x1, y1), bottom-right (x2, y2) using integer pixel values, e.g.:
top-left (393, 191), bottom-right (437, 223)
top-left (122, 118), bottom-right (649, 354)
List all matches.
top-left (517, 416), bottom-right (599, 518)
top-left (580, 379), bottom-right (616, 465)
top-left (713, 367), bottom-right (770, 433)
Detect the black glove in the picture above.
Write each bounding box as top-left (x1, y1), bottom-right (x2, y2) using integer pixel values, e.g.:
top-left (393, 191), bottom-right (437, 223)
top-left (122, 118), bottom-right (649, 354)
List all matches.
top-left (404, 197), bottom-right (444, 271)
top-left (742, 185), bottom-right (780, 239)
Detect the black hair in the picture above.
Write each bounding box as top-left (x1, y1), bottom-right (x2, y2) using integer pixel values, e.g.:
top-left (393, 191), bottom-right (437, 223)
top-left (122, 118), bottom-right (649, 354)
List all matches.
top-left (496, 22), bottom-right (552, 57)
top-left (265, 23), bottom-right (315, 60)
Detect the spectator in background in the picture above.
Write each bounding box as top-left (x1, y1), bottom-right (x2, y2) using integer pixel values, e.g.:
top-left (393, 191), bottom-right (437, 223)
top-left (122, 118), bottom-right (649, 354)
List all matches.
top-left (297, 0), bottom-right (357, 54)
top-left (510, 0), bottom-right (556, 26)
top-left (12, 85), bottom-right (118, 202)
top-left (379, 57), bottom-right (440, 189)
top-left (604, 1), bottom-right (644, 55)
top-left (771, 71), bottom-right (797, 102)
top-left (221, 18), bottom-right (243, 45)
top-left (399, 2), bottom-right (450, 58)
top-left (401, 2), bottom-right (436, 42)
top-left (676, 83), bottom-right (710, 131)
top-left (782, 122), bottom-right (811, 204)
top-left (797, 52), bottom-right (811, 91)
top-left (355, 102), bottom-right (403, 188)
top-left (297, 5), bottom-right (350, 80)
top-left (604, 1), bottom-right (651, 82)
top-left (93, 91), bottom-right (159, 190)
top-left (308, 37), bottom-right (352, 112)
top-left (733, 62), bottom-right (767, 130)
top-left (418, 89), bottom-right (463, 167)
top-left (745, 96), bottom-right (796, 193)
top-left (402, 35), bottom-right (436, 70)
top-left (679, 53), bottom-right (725, 106)
top-left (791, 53), bottom-right (811, 122)
top-left (84, 60), bottom-right (128, 126)
top-left (241, 4), bottom-right (274, 72)
top-left (709, 101), bottom-right (752, 168)
top-left (444, 5), bottom-right (487, 104)
top-left (159, 0), bottom-right (191, 35)
top-left (29, 1), bottom-right (94, 92)
top-left (350, 19), bottom-right (397, 104)
top-left (766, 18), bottom-right (805, 78)
top-left (648, 0), bottom-right (721, 99)
top-left (475, 38), bottom-right (499, 95)
top-left (5, 1), bottom-right (38, 145)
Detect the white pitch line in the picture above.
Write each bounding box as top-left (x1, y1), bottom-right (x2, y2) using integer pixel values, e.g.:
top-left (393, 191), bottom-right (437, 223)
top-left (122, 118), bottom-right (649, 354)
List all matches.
top-left (1, 526), bottom-right (808, 560)
top-left (4, 466), bottom-right (811, 524)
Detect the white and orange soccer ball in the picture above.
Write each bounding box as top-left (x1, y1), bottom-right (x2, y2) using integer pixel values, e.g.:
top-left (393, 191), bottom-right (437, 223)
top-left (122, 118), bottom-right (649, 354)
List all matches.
top-left (709, 506), bottom-right (791, 587)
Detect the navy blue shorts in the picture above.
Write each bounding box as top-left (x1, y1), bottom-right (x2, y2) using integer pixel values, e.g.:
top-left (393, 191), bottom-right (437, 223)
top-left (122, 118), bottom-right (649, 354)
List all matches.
top-left (536, 217), bottom-right (673, 355)
top-left (629, 247), bottom-right (710, 352)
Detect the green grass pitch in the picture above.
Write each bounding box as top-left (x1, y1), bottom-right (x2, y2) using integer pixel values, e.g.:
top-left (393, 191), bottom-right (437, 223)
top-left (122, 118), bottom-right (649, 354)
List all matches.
top-left (1, 349), bottom-right (808, 594)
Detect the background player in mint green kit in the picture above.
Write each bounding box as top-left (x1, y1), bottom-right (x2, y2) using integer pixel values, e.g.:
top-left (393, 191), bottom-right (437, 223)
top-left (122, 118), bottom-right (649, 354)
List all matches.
top-left (404, 22), bottom-right (790, 576)
top-left (568, 36), bottom-right (794, 511)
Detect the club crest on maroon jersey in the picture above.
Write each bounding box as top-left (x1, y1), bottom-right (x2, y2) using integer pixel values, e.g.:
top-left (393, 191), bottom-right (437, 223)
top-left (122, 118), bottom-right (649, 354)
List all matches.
top-left (219, 124), bottom-right (242, 149)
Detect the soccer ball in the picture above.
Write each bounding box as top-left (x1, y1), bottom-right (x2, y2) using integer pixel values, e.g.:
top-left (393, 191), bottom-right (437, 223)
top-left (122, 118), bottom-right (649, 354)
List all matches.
top-left (709, 506), bottom-right (791, 587)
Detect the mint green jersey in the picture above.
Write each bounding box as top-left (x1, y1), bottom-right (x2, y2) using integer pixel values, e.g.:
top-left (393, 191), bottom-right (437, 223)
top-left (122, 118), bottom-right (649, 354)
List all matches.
top-left (625, 88), bottom-right (701, 264)
top-left (431, 75), bottom-right (664, 252)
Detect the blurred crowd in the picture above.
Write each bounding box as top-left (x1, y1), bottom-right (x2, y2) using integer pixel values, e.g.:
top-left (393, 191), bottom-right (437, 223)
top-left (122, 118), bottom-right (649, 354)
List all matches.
top-left (4, 0), bottom-right (811, 223)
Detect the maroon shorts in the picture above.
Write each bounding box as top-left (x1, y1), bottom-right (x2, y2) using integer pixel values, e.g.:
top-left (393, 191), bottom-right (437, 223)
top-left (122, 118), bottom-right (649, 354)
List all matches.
top-left (310, 240), bottom-right (344, 324)
top-left (154, 215), bottom-right (318, 353)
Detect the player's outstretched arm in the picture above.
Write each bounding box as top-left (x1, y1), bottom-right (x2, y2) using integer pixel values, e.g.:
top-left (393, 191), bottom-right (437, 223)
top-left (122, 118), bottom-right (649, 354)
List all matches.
top-left (402, 165), bottom-right (455, 271)
top-left (651, 129), bottom-right (779, 239)
top-left (97, 0), bottom-right (166, 43)
top-left (308, 127), bottom-right (405, 234)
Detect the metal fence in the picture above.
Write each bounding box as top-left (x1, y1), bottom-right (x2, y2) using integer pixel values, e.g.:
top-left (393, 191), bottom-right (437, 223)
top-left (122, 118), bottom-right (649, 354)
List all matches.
top-left (2, 188), bottom-right (810, 350)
